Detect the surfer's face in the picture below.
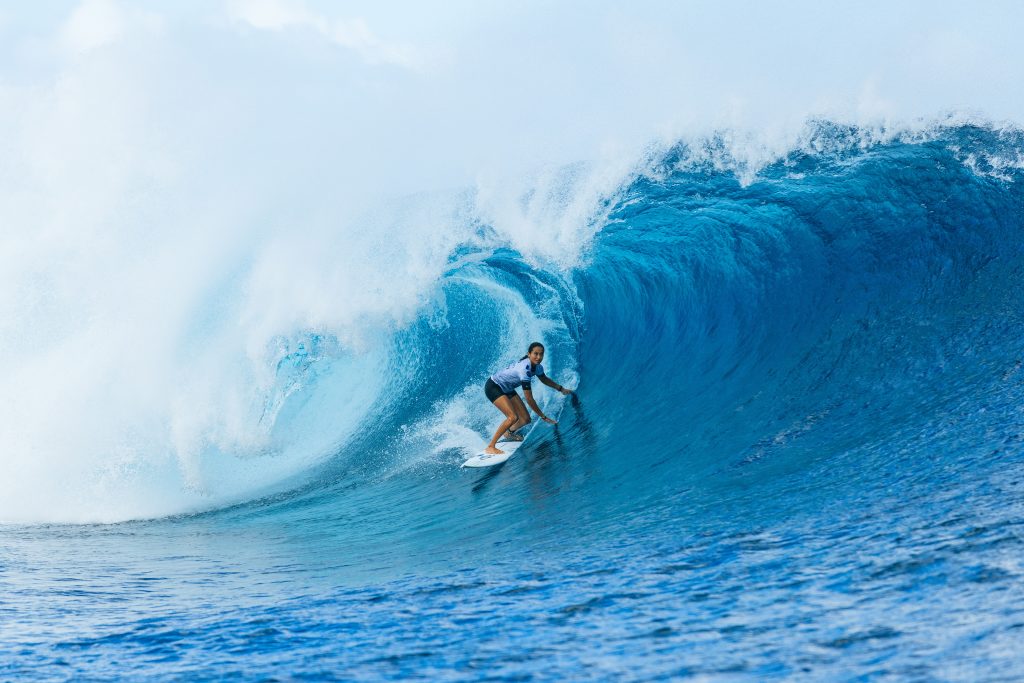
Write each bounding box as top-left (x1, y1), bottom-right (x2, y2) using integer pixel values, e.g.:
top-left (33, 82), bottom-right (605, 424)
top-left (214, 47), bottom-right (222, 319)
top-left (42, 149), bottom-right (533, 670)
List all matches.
top-left (528, 347), bottom-right (544, 365)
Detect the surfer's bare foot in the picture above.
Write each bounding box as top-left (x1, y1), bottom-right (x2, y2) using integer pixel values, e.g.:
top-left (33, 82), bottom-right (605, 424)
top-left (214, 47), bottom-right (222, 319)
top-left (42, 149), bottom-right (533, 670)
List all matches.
top-left (484, 446), bottom-right (505, 455)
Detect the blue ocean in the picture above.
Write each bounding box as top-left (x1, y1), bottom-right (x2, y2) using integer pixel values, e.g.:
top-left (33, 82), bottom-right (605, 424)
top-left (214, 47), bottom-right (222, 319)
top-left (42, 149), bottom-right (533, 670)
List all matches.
top-left (4, 121), bottom-right (1024, 680)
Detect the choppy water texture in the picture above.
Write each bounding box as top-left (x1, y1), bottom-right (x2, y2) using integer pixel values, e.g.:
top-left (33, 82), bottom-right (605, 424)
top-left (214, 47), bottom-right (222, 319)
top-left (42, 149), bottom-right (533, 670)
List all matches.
top-left (5, 125), bottom-right (1024, 680)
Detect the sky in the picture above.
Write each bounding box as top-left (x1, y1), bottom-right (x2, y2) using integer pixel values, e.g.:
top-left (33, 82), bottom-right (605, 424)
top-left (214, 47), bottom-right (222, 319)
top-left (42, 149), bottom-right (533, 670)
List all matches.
top-left (1, 0), bottom-right (1022, 190)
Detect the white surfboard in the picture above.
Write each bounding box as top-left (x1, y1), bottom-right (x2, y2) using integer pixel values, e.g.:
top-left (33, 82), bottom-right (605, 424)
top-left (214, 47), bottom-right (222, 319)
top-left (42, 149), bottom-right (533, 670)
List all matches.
top-left (461, 439), bottom-right (524, 468)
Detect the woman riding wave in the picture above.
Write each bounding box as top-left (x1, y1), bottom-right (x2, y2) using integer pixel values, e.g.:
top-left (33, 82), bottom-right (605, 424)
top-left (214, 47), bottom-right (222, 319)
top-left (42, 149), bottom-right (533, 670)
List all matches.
top-left (483, 342), bottom-right (573, 455)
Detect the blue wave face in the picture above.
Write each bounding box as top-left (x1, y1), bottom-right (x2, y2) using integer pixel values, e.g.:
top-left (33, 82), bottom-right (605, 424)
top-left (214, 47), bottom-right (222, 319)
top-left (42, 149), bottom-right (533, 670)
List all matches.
top-left (572, 125), bottom-right (1024, 509)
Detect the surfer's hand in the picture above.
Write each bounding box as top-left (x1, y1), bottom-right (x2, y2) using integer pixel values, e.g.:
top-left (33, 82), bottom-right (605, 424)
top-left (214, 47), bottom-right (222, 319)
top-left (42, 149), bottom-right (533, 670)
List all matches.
top-left (559, 386), bottom-right (572, 395)
top-left (543, 416), bottom-right (557, 424)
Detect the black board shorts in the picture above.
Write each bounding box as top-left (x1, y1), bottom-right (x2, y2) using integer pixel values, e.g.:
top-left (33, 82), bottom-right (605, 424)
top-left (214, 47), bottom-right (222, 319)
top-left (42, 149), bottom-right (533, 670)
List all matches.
top-left (485, 378), bottom-right (517, 403)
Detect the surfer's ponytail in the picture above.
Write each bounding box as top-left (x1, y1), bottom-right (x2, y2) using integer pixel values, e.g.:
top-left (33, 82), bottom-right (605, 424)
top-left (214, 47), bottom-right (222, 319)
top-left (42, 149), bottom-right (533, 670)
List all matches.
top-left (520, 342), bottom-right (544, 361)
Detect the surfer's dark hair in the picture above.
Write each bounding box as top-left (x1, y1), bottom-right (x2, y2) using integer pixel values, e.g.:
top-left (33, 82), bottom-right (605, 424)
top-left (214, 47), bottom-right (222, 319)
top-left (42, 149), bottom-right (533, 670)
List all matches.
top-left (520, 342), bottom-right (544, 361)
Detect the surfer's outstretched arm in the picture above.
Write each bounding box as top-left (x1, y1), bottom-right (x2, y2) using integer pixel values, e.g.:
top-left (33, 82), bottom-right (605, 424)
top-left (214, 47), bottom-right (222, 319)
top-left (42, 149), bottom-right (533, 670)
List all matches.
top-left (539, 375), bottom-right (572, 395)
top-left (523, 388), bottom-right (557, 424)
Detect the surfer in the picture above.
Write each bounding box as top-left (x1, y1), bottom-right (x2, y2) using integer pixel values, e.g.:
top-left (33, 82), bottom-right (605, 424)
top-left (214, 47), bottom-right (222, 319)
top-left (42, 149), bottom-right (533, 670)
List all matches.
top-left (484, 342), bottom-right (573, 455)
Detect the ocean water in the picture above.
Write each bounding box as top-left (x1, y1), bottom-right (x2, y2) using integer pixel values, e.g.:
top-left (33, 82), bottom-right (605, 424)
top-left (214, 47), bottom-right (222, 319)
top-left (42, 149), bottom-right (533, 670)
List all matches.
top-left (4, 122), bottom-right (1024, 680)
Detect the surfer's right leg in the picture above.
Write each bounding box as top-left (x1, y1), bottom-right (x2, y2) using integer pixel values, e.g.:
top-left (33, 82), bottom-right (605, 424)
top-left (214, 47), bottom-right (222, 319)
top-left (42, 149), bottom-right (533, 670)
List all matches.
top-left (486, 394), bottom-right (518, 454)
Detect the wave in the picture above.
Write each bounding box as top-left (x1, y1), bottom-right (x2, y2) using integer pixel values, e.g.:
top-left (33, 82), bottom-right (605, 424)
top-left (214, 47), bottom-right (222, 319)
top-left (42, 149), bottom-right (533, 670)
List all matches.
top-left (3, 122), bottom-right (1024, 526)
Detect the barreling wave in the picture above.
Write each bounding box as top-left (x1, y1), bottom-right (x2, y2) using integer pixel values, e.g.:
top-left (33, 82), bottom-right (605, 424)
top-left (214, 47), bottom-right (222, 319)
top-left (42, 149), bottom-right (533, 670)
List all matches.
top-left (223, 121), bottom-right (1024, 540)
top-left (5, 122), bottom-right (1024, 529)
